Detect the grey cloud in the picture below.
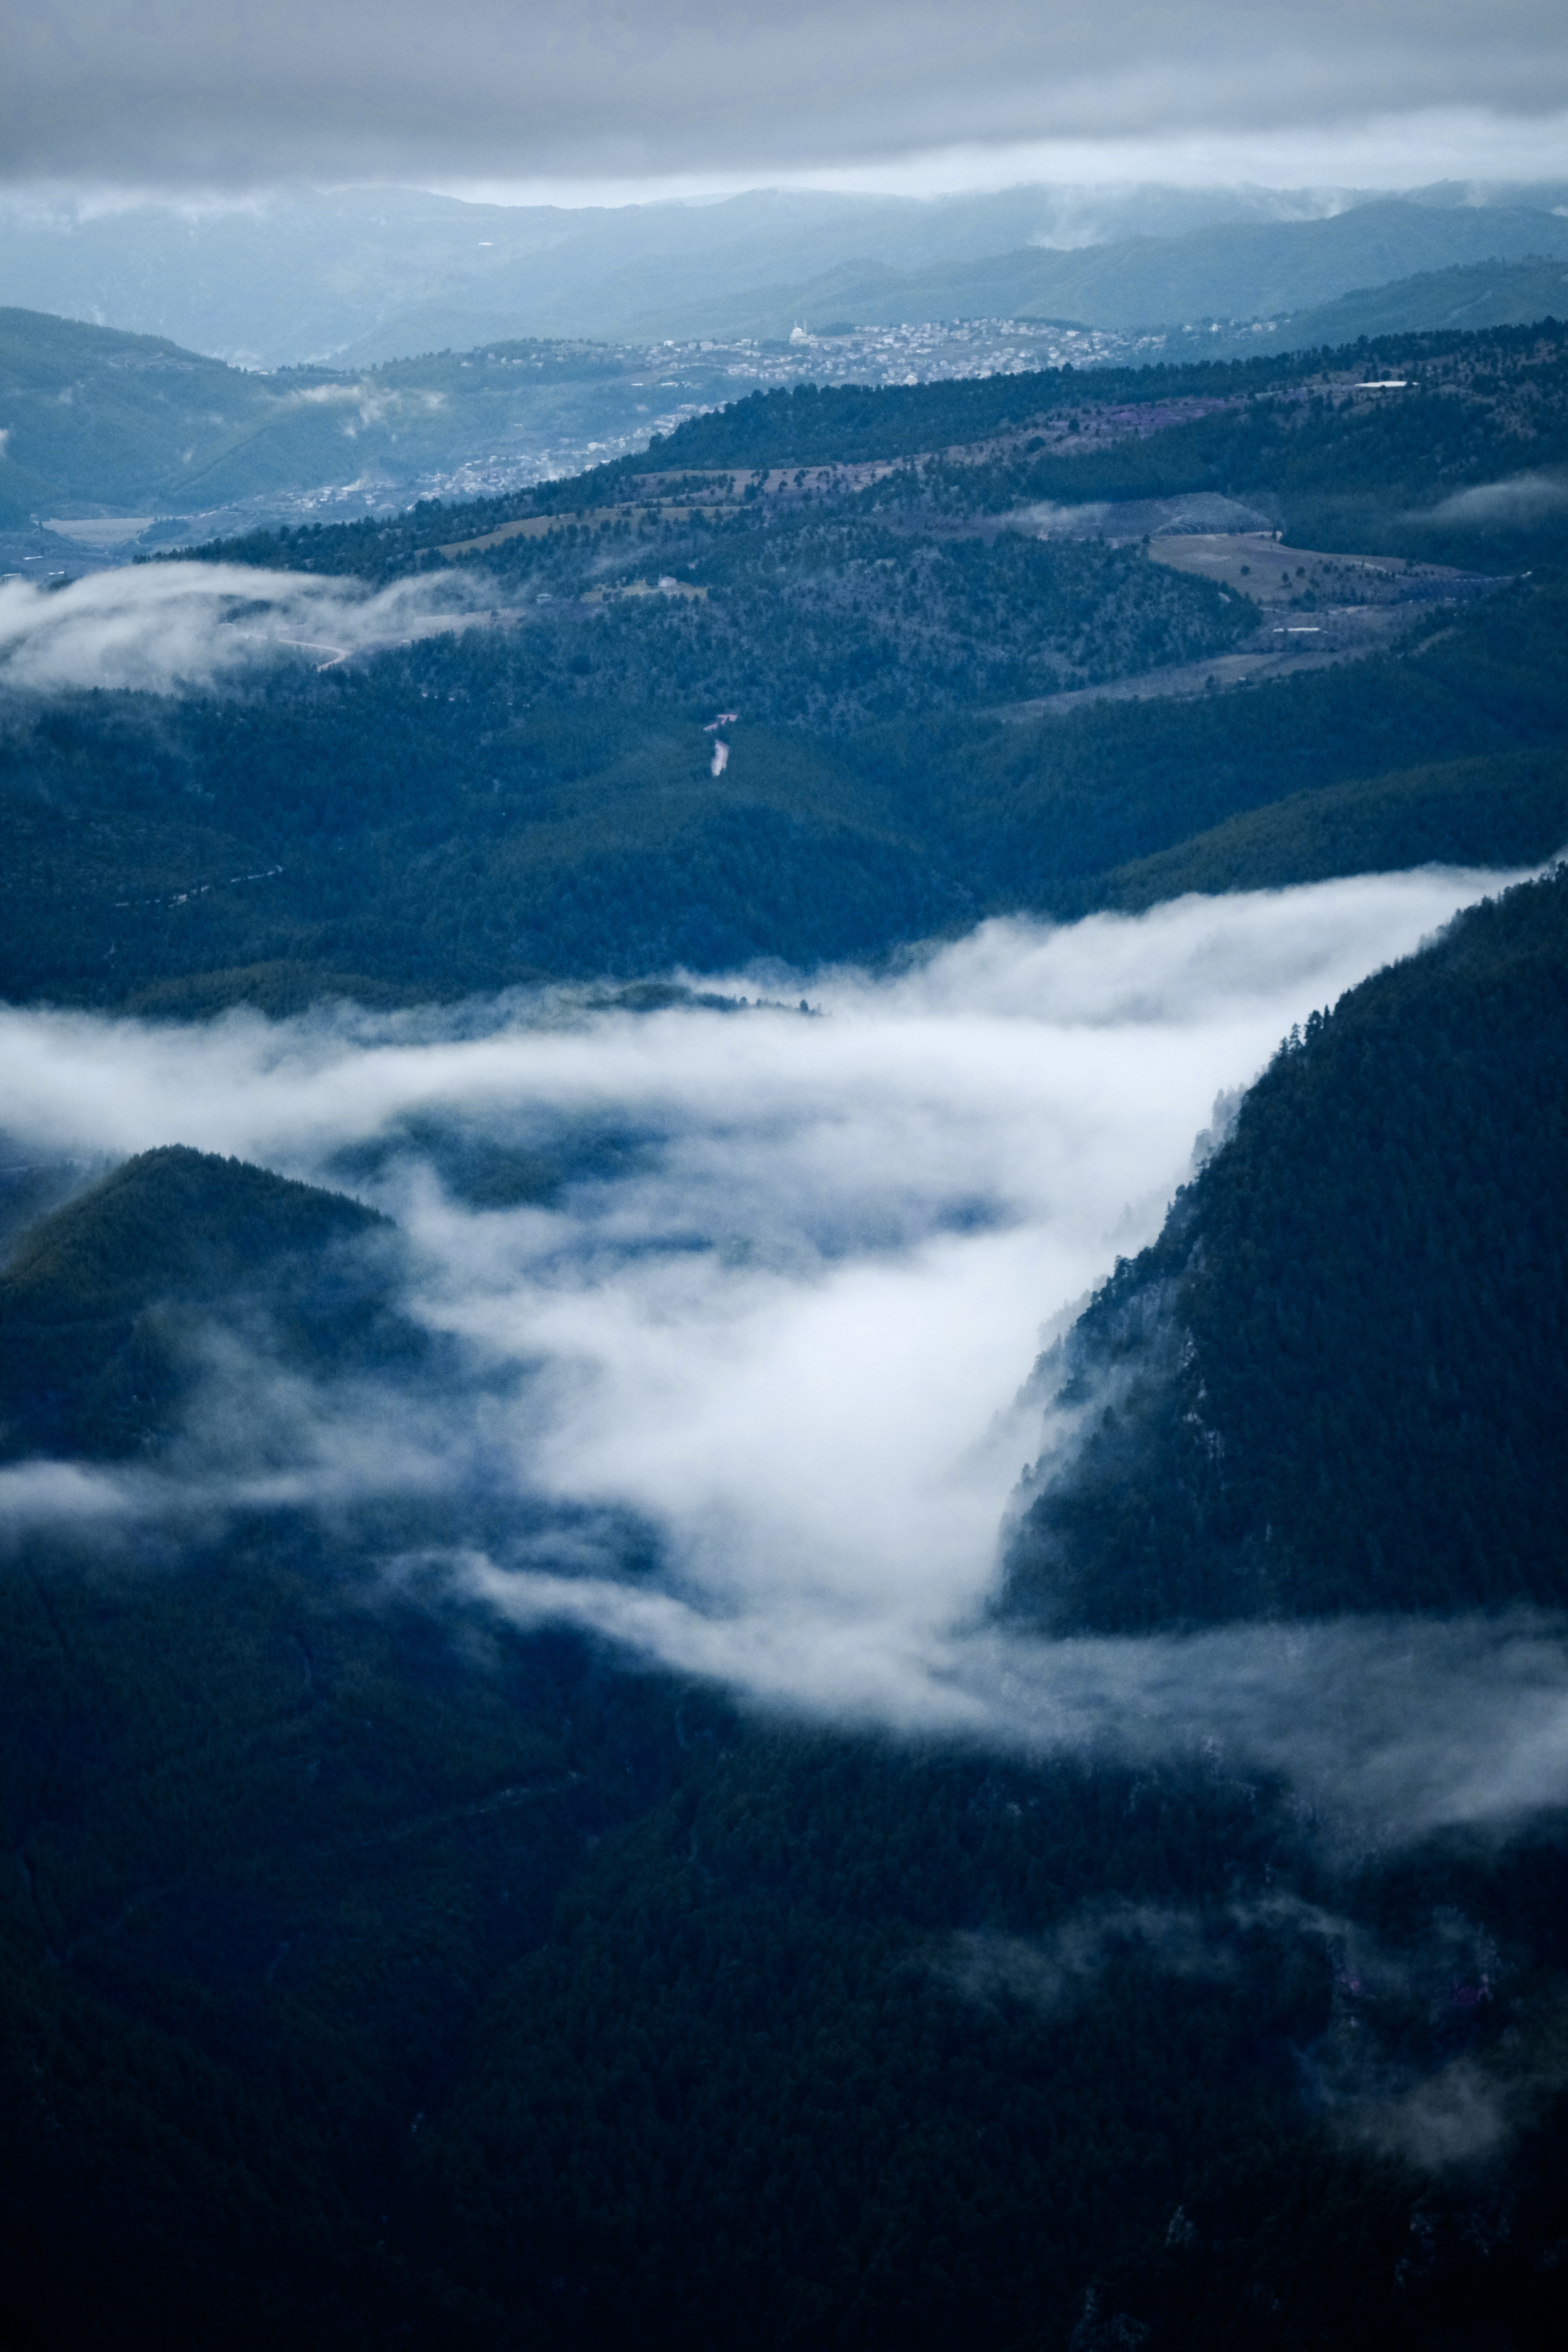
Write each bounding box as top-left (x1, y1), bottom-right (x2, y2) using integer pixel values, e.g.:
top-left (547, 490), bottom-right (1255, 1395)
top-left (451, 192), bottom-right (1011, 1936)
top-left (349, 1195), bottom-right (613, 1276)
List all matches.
top-left (2, 4), bottom-right (1566, 190)
top-left (1339, 2056), bottom-right (1517, 2168)
top-left (0, 1456), bottom-right (152, 1537)
top-left (465, 1574), bottom-right (1568, 1842)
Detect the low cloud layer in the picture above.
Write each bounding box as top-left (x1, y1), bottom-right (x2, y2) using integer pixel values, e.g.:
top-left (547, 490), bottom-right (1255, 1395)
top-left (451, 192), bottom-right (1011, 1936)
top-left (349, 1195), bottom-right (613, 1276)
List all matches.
top-left (0, 564), bottom-right (483, 696)
top-left (1426, 471), bottom-right (1568, 528)
top-left (2, 3), bottom-right (1565, 192)
top-left (2, 872), bottom-right (1563, 1842)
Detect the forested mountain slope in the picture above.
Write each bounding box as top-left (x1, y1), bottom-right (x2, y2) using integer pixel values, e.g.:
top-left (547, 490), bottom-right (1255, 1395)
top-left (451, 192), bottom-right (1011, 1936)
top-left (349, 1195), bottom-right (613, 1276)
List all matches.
top-left (1096, 746), bottom-right (1568, 907)
top-left (1202, 255), bottom-right (1568, 358)
top-left (1, 1138), bottom-right (1566, 2352)
top-left (190, 316), bottom-right (1568, 578)
top-left (1006, 866), bottom-right (1568, 1631)
top-left (5, 235), bottom-right (1568, 2352)
top-left (5, 563), bottom-right (1564, 1013)
top-left (1, 321), bottom-right (1563, 1018)
top-left (0, 309), bottom-right (727, 526)
top-left (0, 1147), bottom-right (408, 1460)
top-left (0, 1145), bottom-right (692, 2348)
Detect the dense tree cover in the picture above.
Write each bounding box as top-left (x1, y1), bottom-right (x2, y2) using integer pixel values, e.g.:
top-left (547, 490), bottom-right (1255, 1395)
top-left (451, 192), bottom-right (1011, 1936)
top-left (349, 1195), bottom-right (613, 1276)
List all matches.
top-left (32, 327), bottom-right (1535, 1025)
top-left (184, 318), bottom-right (1568, 585)
top-left (5, 310), bottom-right (1568, 2352)
top-left (4, 563), bottom-right (1566, 1011)
top-left (1007, 864), bottom-right (1568, 1628)
top-left (0, 1148), bottom-right (414, 1460)
top-left (0, 1527), bottom-right (690, 2351)
top-left (45, 319), bottom-right (1547, 1025)
top-left (1196, 258), bottom-right (1568, 359)
top-left (1097, 746), bottom-right (1568, 907)
top-left (0, 1068), bottom-right (1566, 2348)
top-left (628, 320), bottom-right (1567, 486)
top-left (464, 504), bottom-right (1253, 718)
top-left (893, 572), bottom-right (1568, 911)
top-left (835, 332), bottom-right (1568, 574)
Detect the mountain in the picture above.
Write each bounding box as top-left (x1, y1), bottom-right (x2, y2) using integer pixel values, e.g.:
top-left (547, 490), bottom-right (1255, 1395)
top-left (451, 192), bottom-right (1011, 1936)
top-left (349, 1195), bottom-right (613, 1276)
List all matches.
top-left (9, 272), bottom-right (1566, 546)
top-left (0, 309), bottom-right (703, 529)
top-left (0, 1144), bottom-right (693, 2352)
top-left (0, 1147), bottom-right (406, 1461)
top-left (1097, 747), bottom-right (1568, 907)
top-left (580, 199), bottom-right (1568, 347)
top-left (0, 308), bottom-right (1204, 543)
top-left (1, 1040), bottom-right (1566, 2351)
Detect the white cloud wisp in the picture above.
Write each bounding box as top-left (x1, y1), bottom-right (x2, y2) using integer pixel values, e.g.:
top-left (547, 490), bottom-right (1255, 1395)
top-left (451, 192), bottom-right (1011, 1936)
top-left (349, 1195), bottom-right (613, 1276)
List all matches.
top-left (0, 563), bottom-right (488, 697)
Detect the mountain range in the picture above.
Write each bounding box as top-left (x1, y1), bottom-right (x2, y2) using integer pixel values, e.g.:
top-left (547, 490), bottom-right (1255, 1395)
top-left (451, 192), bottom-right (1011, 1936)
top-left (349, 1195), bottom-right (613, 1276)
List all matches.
top-left (4, 182), bottom-right (1568, 364)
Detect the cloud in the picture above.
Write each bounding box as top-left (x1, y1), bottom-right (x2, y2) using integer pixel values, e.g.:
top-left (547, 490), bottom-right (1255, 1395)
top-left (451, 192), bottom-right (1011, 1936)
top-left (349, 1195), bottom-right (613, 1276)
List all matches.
top-left (2, 870), bottom-right (1564, 1842)
top-left (0, 561), bottom-right (488, 695)
top-left (2, 4), bottom-right (1565, 192)
top-left (0, 1456), bottom-right (151, 1535)
top-left (1424, 471), bottom-right (1568, 527)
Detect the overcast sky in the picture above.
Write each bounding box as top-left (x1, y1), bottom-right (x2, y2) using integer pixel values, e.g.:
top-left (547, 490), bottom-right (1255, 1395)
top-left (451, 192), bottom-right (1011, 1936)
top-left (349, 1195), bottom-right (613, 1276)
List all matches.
top-left (4, 0), bottom-right (1566, 202)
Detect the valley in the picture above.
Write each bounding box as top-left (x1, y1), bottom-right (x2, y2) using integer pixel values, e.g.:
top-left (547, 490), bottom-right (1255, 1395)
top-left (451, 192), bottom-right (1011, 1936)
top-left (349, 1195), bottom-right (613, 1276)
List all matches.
top-left (1, 292), bottom-right (1567, 2352)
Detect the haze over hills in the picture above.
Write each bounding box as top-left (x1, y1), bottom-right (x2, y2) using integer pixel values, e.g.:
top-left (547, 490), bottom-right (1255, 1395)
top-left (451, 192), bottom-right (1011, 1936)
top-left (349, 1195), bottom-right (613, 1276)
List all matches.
top-left (1191, 254), bottom-right (1568, 359)
top-left (586, 197), bottom-right (1568, 350)
top-left (4, 181), bottom-right (1568, 365)
top-left (0, 182), bottom-right (1339, 365)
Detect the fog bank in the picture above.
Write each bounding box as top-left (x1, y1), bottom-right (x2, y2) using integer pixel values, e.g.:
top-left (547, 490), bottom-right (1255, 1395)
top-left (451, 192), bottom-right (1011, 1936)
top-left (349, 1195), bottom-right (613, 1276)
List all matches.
top-left (3, 870), bottom-right (1561, 1840)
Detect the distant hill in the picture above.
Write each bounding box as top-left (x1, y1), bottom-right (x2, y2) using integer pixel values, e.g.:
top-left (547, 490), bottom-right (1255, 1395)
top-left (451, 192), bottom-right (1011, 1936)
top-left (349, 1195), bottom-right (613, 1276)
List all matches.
top-left (1095, 747), bottom-right (1568, 907)
top-left (10, 270), bottom-right (1568, 535)
top-left (1195, 255), bottom-right (1568, 361)
top-left (0, 309), bottom-right (681, 523)
top-left (588, 199), bottom-right (1568, 348)
top-left (6, 183), bottom-right (1567, 366)
top-left (0, 182), bottom-right (1450, 367)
